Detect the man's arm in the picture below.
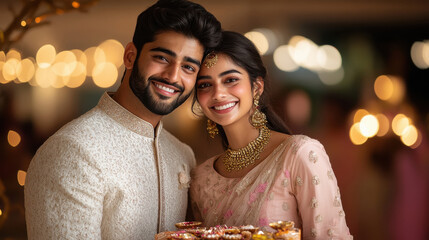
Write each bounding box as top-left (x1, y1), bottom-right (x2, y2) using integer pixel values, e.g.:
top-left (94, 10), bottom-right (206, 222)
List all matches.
top-left (25, 135), bottom-right (104, 239)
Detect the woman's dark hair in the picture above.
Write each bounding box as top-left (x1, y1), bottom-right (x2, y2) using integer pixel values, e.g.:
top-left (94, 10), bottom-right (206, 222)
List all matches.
top-left (132, 0), bottom-right (221, 59)
top-left (194, 31), bottom-right (291, 148)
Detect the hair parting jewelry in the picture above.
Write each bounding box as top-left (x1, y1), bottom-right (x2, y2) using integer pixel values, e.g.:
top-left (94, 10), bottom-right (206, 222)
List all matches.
top-left (206, 119), bottom-right (219, 138)
top-left (204, 52), bottom-right (218, 68)
top-left (222, 125), bottom-right (271, 172)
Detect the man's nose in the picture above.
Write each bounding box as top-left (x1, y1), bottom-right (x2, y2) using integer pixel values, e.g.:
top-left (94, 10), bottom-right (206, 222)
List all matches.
top-left (162, 63), bottom-right (180, 83)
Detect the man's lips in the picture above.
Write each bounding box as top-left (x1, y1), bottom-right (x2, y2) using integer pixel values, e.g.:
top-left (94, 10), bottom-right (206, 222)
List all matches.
top-left (152, 81), bottom-right (181, 96)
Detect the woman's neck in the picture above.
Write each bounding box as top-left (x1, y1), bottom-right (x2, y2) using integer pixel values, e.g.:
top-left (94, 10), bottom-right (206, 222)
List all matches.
top-left (223, 119), bottom-right (260, 150)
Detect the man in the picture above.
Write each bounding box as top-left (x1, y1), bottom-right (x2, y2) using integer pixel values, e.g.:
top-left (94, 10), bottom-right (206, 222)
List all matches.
top-left (24, 0), bottom-right (222, 239)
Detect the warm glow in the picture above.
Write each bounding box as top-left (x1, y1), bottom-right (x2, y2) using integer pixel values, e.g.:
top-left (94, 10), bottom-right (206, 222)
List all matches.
top-left (400, 125), bottom-right (418, 146)
top-left (92, 62), bottom-right (118, 88)
top-left (359, 114), bottom-right (379, 138)
top-left (317, 67), bottom-right (344, 85)
top-left (392, 114), bottom-right (410, 136)
top-left (0, 209), bottom-right (2, 216)
top-left (375, 113), bottom-right (389, 137)
top-left (288, 36), bottom-right (319, 70)
top-left (7, 130), bottom-right (21, 147)
top-left (65, 62), bottom-right (86, 88)
top-left (316, 45), bottom-right (342, 71)
top-left (72, 1), bottom-right (80, 8)
top-left (52, 51), bottom-right (77, 77)
top-left (410, 41), bottom-right (429, 69)
top-left (84, 47), bottom-right (99, 76)
top-left (245, 31), bottom-right (269, 55)
top-left (17, 170), bottom-right (27, 186)
top-left (2, 58), bottom-right (20, 81)
top-left (374, 75), bottom-right (393, 101)
top-left (387, 76), bottom-right (405, 104)
top-left (95, 39), bottom-right (124, 68)
top-left (273, 45), bottom-right (299, 72)
top-left (35, 17), bottom-right (41, 24)
top-left (37, 44), bottom-right (56, 68)
top-left (7, 49), bottom-right (21, 60)
top-left (0, 51), bottom-right (5, 61)
top-left (21, 20), bottom-right (27, 27)
top-left (353, 109), bottom-right (369, 123)
top-left (35, 67), bottom-right (57, 88)
top-left (0, 62), bottom-right (6, 84)
top-left (410, 129), bottom-right (423, 149)
top-left (17, 58), bottom-right (36, 82)
top-left (350, 123), bottom-right (368, 145)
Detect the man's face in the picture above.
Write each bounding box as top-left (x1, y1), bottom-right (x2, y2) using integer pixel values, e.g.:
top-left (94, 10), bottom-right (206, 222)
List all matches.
top-left (129, 31), bottom-right (204, 115)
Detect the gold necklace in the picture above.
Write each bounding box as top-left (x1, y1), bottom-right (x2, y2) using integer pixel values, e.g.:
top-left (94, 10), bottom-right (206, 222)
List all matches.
top-left (223, 126), bottom-right (271, 172)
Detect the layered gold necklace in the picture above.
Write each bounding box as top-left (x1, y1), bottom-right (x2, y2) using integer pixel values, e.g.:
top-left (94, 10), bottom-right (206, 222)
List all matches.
top-left (223, 126), bottom-right (271, 172)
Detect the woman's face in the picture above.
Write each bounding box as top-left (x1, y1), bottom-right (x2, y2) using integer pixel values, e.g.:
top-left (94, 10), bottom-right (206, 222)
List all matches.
top-left (196, 53), bottom-right (256, 128)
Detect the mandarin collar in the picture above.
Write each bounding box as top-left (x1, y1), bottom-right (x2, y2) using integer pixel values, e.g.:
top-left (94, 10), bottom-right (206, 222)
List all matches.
top-left (97, 92), bottom-right (163, 138)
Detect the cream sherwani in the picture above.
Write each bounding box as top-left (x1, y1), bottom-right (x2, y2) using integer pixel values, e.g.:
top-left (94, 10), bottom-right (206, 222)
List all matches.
top-left (24, 92), bottom-right (195, 239)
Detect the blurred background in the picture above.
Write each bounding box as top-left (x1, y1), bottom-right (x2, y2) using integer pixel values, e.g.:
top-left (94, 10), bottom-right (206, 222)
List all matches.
top-left (1, 0), bottom-right (429, 239)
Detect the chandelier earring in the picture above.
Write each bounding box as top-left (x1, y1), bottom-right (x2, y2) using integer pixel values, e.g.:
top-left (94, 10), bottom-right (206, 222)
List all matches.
top-left (250, 94), bottom-right (267, 128)
top-left (206, 119), bottom-right (219, 138)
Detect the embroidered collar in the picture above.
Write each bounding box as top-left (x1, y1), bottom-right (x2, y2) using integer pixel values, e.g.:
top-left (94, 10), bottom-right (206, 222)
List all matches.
top-left (97, 92), bottom-right (163, 138)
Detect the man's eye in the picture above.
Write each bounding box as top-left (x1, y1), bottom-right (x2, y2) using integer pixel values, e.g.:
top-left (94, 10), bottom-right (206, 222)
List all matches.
top-left (183, 65), bottom-right (196, 72)
top-left (154, 55), bottom-right (168, 62)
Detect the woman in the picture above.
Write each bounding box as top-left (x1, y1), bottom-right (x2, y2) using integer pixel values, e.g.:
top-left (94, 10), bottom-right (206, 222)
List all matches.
top-left (190, 31), bottom-right (352, 239)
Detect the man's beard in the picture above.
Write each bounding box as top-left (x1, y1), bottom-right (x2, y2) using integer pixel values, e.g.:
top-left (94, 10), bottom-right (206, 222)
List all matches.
top-left (128, 62), bottom-right (192, 115)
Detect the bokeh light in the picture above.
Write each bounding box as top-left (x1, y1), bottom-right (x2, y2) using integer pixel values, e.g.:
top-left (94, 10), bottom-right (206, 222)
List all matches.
top-left (273, 45), bottom-right (299, 72)
top-left (316, 45), bottom-right (342, 71)
top-left (375, 113), bottom-right (390, 137)
top-left (350, 123), bottom-right (368, 145)
top-left (400, 125), bottom-right (418, 146)
top-left (410, 41), bottom-right (429, 69)
top-left (17, 170), bottom-right (27, 187)
top-left (392, 114), bottom-right (410, 136)
top-left (359, 114), bottom-right (379, 138)
top-left (36, 44), bottom-right (56, 69)
top-left (245, 31), bottom-right (269, 55)
top-left (96, 39), bottom-right (124, 68)
top-left (92, 62), bottom-right (118, 88)
top-left (7, 130), bottom-right (21, 147)
top-left (374, 75), bottom-right (393, 101)
top-left (353, 109), bottom-right (369, 123)
top-left (17, 58), bottom-right (36, 83)
top-left (317, 67), bottom-right (344, 85)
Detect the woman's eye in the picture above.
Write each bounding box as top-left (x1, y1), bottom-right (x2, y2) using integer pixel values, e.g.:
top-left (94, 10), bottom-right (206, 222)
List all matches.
top-left (225, 78), bottom-right (239, 83)
top-left (197, 82), bottom-right (211, 89)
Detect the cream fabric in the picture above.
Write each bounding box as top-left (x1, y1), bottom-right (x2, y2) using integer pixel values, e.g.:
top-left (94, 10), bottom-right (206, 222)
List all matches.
top-left (25, 92), bottom-right (196, 240)
top-left (191, 135), bottom-right (352, 240)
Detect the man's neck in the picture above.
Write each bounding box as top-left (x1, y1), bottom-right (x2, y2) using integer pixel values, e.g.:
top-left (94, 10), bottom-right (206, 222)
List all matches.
top-left (112, 82), bottom-right (162, 128)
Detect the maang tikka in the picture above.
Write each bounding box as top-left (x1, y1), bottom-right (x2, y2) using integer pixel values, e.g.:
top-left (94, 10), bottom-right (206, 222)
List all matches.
top-left (250, 94), bottom-right (267, 128)
top-left (204, 52), bottom-right (218, 68)
top-left (206, 119), bottom-right (219, 138)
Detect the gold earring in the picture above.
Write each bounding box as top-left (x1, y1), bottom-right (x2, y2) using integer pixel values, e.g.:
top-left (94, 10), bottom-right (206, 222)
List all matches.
top-left (250, 95), bottom-right (267, 128)
top-left (207, 119), bottom-right (219, 138)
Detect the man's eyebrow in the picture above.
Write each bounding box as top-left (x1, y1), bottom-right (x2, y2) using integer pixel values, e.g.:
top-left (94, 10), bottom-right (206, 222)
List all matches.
top-left (184, 57), bottom-right (201, 67)
top-left (150, 47), bottom-right (176, 57)
top-left (150, 47), bottom-right (201, 67)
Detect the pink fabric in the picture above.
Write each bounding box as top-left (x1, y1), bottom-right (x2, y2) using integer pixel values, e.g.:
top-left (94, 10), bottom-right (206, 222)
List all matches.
top-left (190, 135), bottom-right (352, 240)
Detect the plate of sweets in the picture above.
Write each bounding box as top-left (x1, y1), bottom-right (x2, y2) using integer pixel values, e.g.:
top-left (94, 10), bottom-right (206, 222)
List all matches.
top-left (156, 220), bottom-right (301, 240)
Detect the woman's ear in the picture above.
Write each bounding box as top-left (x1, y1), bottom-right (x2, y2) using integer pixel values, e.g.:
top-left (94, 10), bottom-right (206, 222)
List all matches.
top-left (253, 77), bottom-right (265, 96)
top-left (123, 42), bottom-right (138, 69)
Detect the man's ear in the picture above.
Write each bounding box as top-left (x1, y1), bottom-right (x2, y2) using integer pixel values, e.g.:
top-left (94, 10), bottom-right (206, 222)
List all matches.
top-left (253, 77), bottom-right (265, 96)
top-left (124, 42), bottom-right (138, 69)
